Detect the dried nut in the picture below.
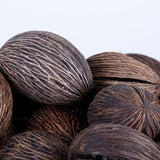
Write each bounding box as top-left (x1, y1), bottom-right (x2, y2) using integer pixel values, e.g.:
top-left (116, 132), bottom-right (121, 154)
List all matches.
top-left (0, 72), bottom-right (13, 140)
top-left (0, 131), bottom-right (68, 160)
top-left (27, 105), bottom-right (88, 145)
top-left (87, 52), bottom-right (160, 95)
top-left (68, 123), bottom-right (160, 160)
top-left (88, 83), bottom-right (160, 139)
top-left (127, 53), bottom-right (160, 77)
top-left (0, 31), bottom-right (93, 105)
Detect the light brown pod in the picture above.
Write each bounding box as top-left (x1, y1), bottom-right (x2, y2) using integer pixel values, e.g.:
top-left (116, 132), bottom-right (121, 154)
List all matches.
top-left (27, 105), bottom-right (88, 145)
top-left (88, 83), bottom-right (160, 139)
top-left (87, 52), bottom-right (160, 95)
top-left (0, 31), bottom-right (93, 105)
top-left (127, 53), bottom-right (160, 77)
top-left (0, 72), bottom-right (13, 140)
top-left (68, 123), bottom-right (160, 160)
top-left (0, 131), bottom-right (68, 160)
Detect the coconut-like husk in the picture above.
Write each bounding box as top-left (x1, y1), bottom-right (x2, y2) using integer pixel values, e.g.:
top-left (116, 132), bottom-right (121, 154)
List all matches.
top-left (68, 123), bottom-right (160, 160)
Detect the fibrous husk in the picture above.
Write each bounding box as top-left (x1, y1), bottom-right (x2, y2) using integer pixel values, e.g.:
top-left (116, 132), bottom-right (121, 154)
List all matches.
top-left (27, 105), bottom-right (88, 145)
top-left (88, 83), bottom-right (160, 139)
top-left (0, 131), bottom-right (68, 160)
top-left (0, 72), bottom-right (13, 140)
top-left (127, 53), bottom-right (160, 77)
top-left (87, 52), bottom-right (160, 95)
top-left (68, 123), bottom-right (160, 160)
top-left (0, 31), bottom-right (93, 105)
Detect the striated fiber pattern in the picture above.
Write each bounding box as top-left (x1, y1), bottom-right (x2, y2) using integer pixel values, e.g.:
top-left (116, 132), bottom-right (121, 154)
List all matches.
top-left (68, 123), bottom-right (160, 160)
top-left (27, 105), bottom-right (88, 145)
top-left (0, 131), bottom-right (68, 160)
top-left (87, 52), bottom-right (160, 95)
top-left (88, 83), bottom-right (160, 139)
top-left (127, 53), bottom-right (160, 77)
top-left (0, 31), bottom-right (93, 105)
top-left (0, 72), bottom-right (13, 139)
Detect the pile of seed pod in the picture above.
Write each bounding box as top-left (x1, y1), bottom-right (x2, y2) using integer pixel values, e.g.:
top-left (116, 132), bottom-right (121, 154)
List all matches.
top-left (0, 30), bottom-right (160, 160)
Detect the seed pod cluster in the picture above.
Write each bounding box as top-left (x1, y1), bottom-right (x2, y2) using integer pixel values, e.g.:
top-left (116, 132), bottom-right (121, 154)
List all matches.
top-left (68, 123), bottom-right (160, 160)
top-left (0, 30), bottom-right (160, 159)
top-left (0, 30), bottom-right (93, 159)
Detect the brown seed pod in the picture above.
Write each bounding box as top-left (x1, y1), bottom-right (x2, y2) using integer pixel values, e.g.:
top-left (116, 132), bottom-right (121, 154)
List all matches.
top-left (27, 105), bottom-right (88, 145)
top-left (0, 131), bottom-right (68, 160)
top-left (127, 53), bottom-right (160, 77)
top-left (0, 31), bottom-right (93, 105)
top-left (87, 52), bottom-right (160, 95)
top-left (68, 123), bottom-right (160, 160)
top-left (88, 83), bottom-right (160, 139)
top-left (0, 72), bottom-right (13, 140)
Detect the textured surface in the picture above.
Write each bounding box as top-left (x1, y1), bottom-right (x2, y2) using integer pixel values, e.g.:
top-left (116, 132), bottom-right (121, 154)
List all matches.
top-left (0, 31), bottom-right (93, 105)
top-left (127, 53), bottom-right (160, 77)
top-left (87, 52), bottom-right (160, 95)
top-left (88, 83), bottom-right (160, 139)
top-left (0, 131), bottom-right (68, 160)
top-left (68, 123), bottom-right (160, 160)
top-left (0, 72), bottom-right (13, 139)
top-left (27, 105), bottom-right (88, 145)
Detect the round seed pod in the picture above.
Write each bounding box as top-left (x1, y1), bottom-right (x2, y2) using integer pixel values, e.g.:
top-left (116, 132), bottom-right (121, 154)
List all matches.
top-left (27, 105), bottom-right (88, 145)
top-left (127, 53), bottom-right (160, 77)
top-left (87, 52), bottom-right (160, 95)
top-left (0, 72), bottom-right (13, 139)
top-left (0, 131), bottom-right (68, 160)
top-left (0, 31), bottom-right (93, 105)
top-left (88, 83), bottom-right (160, 139)
top-left (68, 123), bottom-right (160, 160)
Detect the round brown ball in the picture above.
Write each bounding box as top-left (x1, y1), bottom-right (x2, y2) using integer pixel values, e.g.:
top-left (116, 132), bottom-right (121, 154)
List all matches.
top-left (88, 83), bottom-right (160, 139)
top-left (68, 123), bottom-right (160, 160)
top-left (0, 31), bottom-right (93, 105)
top-left (0, 131), bottom-right (68, 160)
top-left (0, 72), bottom-right (13, 139)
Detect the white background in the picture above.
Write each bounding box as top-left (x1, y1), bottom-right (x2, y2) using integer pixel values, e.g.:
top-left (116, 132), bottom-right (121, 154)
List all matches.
top-left (0, 0), bottom-right (160, 60)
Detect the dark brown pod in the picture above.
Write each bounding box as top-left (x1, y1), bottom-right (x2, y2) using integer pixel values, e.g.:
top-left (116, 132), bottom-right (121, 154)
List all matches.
top-left (127, 53), bottom-right (160, 77)
top-left (88, 83), bottom-right (160, 139)
top-left (68, 123), bottom-right (160, 160)
top-left (87, 52), bottom-right (160, 95)
top-left (0, 131), bottom-right (68, 160)
top-left (0, 72), bottom-right (13, 140)
top-left (27, 105), bottom-right (88, 145)
top-left (0, 31), bottom-right (93, 105)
